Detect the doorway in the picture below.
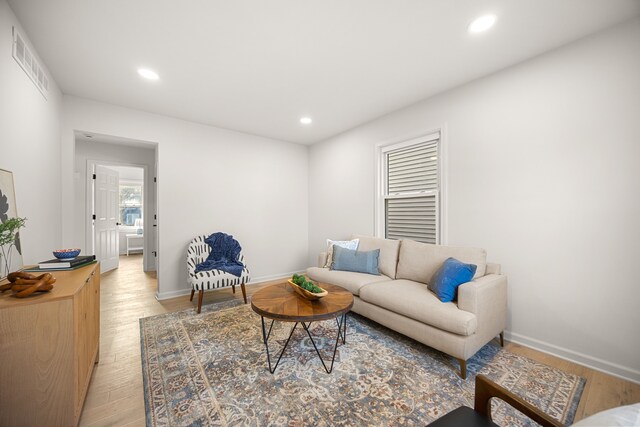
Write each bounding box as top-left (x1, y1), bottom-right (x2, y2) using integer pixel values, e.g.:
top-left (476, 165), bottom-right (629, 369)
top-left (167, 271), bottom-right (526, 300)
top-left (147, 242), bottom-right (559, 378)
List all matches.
top-left (90, 164), bottom-right (147, 273)
top-left (74, 132), bottom-right (158, 276)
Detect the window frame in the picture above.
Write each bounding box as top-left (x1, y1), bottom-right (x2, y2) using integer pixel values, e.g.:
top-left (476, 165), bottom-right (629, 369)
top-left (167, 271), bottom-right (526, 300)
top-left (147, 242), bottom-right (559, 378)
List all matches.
top-left (118, 179), bottom-right (144, 229)
top-left (375, 128), bottom-right (447, 244)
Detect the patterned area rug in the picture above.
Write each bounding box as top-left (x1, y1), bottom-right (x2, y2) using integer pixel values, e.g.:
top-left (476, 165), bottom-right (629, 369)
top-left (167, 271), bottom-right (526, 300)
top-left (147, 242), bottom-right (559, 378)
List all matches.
top-left (140, 300), bottom-right (585, 426)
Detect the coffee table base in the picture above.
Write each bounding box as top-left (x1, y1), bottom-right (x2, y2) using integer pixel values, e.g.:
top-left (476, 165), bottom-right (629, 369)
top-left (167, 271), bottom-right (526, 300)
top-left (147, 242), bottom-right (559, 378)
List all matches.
top-left (260, 313), bottom-right (347, 374)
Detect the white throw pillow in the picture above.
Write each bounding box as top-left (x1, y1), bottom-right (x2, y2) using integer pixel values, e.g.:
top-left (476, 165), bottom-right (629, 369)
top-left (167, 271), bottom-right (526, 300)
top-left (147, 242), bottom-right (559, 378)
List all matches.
top-left (324, 239), bottom-right (359, 268)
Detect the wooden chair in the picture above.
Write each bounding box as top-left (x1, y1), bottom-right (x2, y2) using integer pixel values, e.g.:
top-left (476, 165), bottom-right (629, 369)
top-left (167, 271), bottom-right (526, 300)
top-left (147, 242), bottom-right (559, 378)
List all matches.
top-left (186, 235), bottom-right (250, 313)
top-left (428, 374), bottom-right (565, 427)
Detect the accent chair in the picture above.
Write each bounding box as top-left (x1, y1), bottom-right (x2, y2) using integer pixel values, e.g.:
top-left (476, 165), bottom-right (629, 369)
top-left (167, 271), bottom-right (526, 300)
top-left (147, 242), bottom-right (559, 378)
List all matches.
top-left (186, 235), bottom-right (250, 313)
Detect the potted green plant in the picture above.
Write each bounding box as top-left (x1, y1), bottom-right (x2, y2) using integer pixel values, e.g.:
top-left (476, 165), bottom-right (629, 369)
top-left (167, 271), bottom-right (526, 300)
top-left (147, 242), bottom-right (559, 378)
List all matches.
top-left (0, 217), bottom-right (26, 278)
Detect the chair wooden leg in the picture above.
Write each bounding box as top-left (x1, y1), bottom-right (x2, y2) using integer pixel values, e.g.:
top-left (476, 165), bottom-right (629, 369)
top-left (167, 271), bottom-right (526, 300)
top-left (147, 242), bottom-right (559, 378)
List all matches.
top-left (232, 284), bottom-right (236, 294)
top-left (500, 331), bottom-right (504, 347)
top-left (189, 289), bottom-right (195, 301)
top-left (474, 374), bottom-right (565, 427)
top-left (458, 358), bottom-right (467, 379)
top-left (240, 283), bottom-right (247, 304)
top-left (197, 289), bottom-right (204, 314)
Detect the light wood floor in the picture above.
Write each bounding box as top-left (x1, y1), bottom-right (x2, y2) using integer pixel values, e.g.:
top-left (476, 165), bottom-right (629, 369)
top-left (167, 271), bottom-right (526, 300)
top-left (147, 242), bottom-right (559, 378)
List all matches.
top-left (79, 255), bottom-right (639, 426)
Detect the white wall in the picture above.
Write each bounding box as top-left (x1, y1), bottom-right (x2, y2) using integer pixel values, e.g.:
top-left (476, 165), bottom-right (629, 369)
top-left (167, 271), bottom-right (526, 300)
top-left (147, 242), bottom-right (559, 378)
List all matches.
top-left (74, 141), bottom-right (155, 262)
top-left (62, 97), bottom-right (309, 299)
top-left (309, 18), bottom-right (640, 381)
top-left (0, 0), bottom-right (63, 266)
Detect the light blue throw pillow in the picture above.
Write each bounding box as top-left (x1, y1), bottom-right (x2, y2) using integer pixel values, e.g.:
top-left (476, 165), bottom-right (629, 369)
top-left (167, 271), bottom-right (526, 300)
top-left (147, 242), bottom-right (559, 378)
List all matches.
top-left (331, 246), bottom-right (380, 275)
top-left (324, 238), bottom-right (359, 268)
top-left (428, 257), bottom-right (477, 302)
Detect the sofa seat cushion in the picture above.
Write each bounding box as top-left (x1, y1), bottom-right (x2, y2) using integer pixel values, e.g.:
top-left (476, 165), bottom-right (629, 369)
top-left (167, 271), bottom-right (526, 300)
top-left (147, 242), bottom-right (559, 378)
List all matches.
top-left (359, 279), bottom-right (478, 336)
top-left (396, 239), bottom-right (487, 285)
top-left (306, 267), bottom-right (390, 296)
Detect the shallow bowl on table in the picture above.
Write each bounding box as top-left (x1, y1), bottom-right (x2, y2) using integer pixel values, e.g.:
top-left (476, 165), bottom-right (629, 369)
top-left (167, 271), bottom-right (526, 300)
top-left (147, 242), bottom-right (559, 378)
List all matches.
top-left (287, 279), bottom-right (328, 300)
top-left (53, 248), bottom-right (81, 260)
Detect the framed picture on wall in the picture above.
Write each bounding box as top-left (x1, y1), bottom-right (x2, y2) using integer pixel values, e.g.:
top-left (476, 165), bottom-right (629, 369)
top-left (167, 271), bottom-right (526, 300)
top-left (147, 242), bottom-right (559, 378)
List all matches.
top-left (0, 169), bottom-right (24, 279)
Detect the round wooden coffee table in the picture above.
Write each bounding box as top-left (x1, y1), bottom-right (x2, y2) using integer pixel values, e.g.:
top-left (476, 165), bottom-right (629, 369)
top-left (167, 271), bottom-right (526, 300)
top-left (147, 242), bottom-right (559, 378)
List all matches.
top-left (251, 282), bottom-right (353, 374)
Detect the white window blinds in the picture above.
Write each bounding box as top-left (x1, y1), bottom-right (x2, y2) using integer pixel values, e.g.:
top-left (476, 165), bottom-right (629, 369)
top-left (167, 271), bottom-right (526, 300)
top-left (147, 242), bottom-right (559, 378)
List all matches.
top-left (385, 196), bottom-right (437, 243)
top-left (387, 141), bottom-right (438, 194)
top-left (383, 133), bottom-right (440, 244)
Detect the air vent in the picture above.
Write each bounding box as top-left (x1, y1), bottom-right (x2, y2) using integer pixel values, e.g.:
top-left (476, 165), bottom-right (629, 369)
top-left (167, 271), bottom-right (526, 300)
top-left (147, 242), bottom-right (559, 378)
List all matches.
top-left (12, 26), bottom-right (48, 99)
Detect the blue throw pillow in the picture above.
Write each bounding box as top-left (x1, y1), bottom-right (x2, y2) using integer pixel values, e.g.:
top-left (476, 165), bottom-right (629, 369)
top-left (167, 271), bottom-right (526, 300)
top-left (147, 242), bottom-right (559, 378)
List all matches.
top-left (429, 257), bottom-right (477, 302)
top-left (331, 246), bottom-right (380, 275)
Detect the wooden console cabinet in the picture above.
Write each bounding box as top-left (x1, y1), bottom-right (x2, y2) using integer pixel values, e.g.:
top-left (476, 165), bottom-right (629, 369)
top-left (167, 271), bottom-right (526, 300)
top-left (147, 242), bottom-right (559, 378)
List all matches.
top-left (0, 263), bottom-right (100, 426)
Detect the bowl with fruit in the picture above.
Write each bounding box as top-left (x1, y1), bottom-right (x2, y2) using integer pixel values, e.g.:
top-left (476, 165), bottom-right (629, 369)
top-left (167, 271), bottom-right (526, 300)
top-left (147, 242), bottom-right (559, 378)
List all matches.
top-left (287, 273), bottom-right (328, 300)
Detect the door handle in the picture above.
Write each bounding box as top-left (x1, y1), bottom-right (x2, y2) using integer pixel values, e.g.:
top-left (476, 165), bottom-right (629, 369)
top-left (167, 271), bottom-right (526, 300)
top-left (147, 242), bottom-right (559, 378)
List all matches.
top-left (116, 222), bottom-right (121, 226)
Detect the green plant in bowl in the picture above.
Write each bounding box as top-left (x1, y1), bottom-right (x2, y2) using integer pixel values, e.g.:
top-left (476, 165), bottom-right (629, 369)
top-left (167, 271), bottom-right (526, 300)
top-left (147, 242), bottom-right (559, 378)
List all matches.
top-left (291, 273), bottom-right (323, 294)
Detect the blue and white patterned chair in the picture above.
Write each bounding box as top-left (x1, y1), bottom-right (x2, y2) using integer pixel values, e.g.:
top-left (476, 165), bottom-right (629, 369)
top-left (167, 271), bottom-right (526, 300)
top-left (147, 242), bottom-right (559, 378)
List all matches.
top-left (186, 235), bottom-right (250, 313)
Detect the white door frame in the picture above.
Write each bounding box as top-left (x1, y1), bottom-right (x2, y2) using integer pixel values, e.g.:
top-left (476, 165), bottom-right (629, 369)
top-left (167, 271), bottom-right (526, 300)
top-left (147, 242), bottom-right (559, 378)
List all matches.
top-left (85, 159), bottom-right (156, 271)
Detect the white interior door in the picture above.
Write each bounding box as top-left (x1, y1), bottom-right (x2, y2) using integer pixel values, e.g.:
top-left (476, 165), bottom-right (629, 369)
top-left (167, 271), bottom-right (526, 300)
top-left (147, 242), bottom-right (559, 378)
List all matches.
top-left (94, 165), bottom-right (120, 272)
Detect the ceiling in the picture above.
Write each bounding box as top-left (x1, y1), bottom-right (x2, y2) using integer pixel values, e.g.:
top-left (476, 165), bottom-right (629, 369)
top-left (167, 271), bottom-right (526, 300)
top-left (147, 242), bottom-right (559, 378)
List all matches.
top-left (8, 1), bottom-right (640, 145)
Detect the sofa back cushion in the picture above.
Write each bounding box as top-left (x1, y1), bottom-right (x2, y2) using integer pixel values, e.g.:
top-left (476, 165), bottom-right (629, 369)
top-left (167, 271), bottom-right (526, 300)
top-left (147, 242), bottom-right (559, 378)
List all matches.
top-left (396, 239), bottom-right (487, 284)
top-left (352, 234), bottom-right (400, 278)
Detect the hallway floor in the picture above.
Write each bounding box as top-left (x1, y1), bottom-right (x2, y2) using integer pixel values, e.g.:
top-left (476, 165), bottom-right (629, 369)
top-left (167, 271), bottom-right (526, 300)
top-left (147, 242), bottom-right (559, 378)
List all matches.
top-left (78, 255), bottom-right (265, 426)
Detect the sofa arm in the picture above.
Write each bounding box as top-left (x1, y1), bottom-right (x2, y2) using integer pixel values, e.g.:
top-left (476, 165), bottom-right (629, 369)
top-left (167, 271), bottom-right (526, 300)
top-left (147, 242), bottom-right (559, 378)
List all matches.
top-left (458, 274), bottom-right (507, 332)
top-left (318, 252), bottom-right (328, 268)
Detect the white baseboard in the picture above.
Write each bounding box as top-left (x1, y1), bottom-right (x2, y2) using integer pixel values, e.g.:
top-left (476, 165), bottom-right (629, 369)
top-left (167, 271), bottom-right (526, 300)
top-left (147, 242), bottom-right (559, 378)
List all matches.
top-left (249, 270), bottom-right (301, 285)
top-left (506, 331), bottom-right (640, 385)
top-left (155, 270), bottom-right (302, 301)
top-left (155, 288), bottom-right (192, 300)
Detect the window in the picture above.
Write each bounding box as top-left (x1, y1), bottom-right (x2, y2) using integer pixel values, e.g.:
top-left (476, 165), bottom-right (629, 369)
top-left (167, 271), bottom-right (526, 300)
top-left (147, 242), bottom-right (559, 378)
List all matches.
top-left (377, 132), bottom-right (442, 244)
top-left (119, 182), bottom-right (143, 226)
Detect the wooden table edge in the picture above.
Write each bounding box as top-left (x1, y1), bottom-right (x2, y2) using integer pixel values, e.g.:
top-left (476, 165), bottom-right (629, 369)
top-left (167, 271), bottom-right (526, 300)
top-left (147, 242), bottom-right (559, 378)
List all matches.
top-left (251, 300), bottom-right (354, 322)
top-left (250, 282), bottom-right (354, 323)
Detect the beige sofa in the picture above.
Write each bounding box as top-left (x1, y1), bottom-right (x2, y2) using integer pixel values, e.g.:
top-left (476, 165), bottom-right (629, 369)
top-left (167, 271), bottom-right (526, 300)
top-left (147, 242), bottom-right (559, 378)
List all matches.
top-left (306, 235), bottom-right (507, 378)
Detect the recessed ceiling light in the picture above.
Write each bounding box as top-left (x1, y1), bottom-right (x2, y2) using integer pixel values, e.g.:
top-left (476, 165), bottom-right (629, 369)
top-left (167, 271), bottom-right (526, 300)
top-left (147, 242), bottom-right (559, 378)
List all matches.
top-left (468, 14), bottom-right (497, 34)
top-left (300, 117), bottom-right (313, 125)
top-left (137, 68), bottom-right (159, 80)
